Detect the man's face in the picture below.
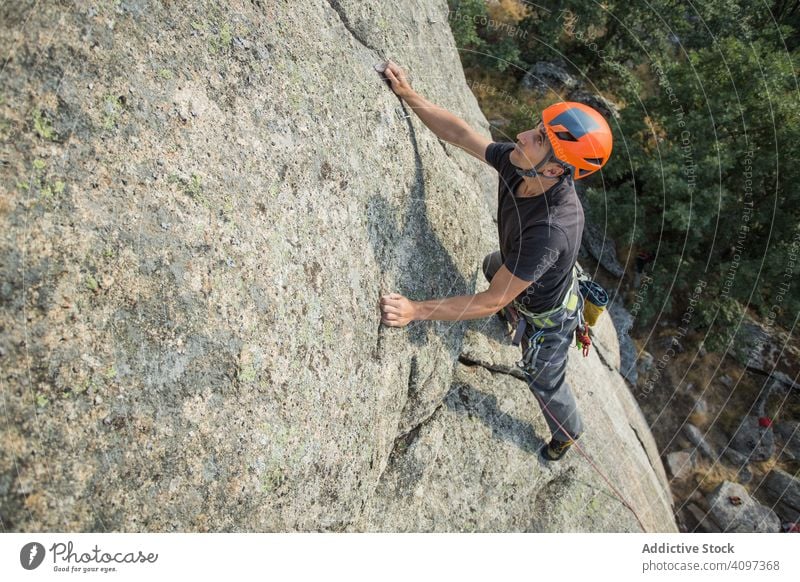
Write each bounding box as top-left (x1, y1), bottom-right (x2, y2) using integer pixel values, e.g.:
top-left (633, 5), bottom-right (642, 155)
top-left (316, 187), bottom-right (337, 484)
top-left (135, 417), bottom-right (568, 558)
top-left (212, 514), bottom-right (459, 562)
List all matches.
top-left (509, 118), bottom-right (564, 177)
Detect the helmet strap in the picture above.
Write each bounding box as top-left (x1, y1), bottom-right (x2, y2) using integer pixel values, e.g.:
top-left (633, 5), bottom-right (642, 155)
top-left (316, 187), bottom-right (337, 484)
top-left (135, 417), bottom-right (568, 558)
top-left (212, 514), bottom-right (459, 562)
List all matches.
top-left (515, 154), bottom-right (568, 179)
top-left (515, 155), bottom-right (551, 178)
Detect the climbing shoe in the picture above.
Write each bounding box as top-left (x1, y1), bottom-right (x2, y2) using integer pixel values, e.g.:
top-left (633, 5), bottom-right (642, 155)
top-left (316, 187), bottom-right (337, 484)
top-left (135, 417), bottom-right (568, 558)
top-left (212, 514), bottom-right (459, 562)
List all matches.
top-left (540, 436), bottom-right (579, 462)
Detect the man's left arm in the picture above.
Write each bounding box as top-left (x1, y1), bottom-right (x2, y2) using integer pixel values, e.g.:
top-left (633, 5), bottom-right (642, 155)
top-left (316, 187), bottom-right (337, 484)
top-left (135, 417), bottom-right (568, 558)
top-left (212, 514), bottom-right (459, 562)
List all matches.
top-left (380, 265), bottom-right (532, 327)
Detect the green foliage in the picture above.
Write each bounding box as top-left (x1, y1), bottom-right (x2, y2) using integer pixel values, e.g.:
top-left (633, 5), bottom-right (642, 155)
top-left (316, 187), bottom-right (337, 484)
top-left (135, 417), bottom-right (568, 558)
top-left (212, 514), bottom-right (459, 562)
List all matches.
top-left (694, 295), bottom-right (746, 352)
top-left (448, 0), bottom-right (486, 50)
top-left (449, 0), bottom-right (800, 340)
top-left (603, 30), bottom-right (799, 329)
top-left (448, 0), bottom-right (526, 71)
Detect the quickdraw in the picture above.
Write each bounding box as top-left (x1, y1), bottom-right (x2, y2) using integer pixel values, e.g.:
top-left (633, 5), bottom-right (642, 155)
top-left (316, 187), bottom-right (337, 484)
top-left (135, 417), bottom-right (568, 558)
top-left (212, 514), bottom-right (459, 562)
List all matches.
top-left (516, 328), bottom-right (546, 374)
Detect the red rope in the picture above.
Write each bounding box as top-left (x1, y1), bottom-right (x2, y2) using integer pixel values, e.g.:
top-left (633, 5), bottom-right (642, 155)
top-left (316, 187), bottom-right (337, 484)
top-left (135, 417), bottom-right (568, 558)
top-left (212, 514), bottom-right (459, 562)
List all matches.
top-left (531, 371), bottom-right (648, 533)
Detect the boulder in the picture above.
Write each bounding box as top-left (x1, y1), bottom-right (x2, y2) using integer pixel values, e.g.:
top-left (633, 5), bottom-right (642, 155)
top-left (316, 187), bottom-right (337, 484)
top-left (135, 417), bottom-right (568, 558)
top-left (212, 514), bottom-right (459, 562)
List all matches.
top-left (774, 421), bottom-right (800, 461)
top-left (762, 469), bottom-right (800, 522)
top-left (720, 447), bottom-right (753, 484)
top-left (684, 503), bottom-right (721, 533)
top-left (730, 415), bottom-right (774, 462)
top-left (665, 451), bottom-right (694, 480)
top-left (684, 424), bottom-right (716, 460)
top-left (520, 61), bottom-right (578, 94)
top-left (567, 89), bottom-right (620, 120)
top-left (706, 481), bottom-right (780, 533)
top-left (729, 316), bottom-right (800, 381)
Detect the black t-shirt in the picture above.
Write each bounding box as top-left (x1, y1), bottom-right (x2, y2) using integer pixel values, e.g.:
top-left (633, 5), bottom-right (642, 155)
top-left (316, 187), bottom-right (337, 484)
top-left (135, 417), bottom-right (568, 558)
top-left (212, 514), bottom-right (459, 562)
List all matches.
top-left (485, 142), bottom-right (585, 312)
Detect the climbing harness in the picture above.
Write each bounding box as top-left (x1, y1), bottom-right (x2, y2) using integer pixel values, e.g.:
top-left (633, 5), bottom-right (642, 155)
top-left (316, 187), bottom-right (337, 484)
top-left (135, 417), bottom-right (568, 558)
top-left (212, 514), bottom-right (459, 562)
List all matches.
top-left (508, 263), bottom-right (613, 363)
top-left (511, 266), bottom-right (581, 372)
top-left (513, 265), bottom-right (581, 329)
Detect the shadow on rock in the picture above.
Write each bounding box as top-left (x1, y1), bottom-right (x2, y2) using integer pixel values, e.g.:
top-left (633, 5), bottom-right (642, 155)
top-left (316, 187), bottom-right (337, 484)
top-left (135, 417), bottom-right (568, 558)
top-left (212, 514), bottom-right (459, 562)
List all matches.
top-left (444, 382), bottom-right (545, 455)
top-left (367, 103), bottom-right (473, 347)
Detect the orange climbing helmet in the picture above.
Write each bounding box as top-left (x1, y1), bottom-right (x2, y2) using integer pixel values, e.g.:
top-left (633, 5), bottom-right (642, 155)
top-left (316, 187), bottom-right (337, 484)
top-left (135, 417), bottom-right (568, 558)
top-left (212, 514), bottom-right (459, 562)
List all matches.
top-left (541, 102), bottom-right (613, 180)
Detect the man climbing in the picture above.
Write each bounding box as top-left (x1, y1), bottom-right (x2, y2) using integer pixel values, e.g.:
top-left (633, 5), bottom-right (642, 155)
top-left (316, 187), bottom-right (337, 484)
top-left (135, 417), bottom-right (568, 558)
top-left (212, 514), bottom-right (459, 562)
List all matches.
top-left (378, 61), bottom-right (613, 461)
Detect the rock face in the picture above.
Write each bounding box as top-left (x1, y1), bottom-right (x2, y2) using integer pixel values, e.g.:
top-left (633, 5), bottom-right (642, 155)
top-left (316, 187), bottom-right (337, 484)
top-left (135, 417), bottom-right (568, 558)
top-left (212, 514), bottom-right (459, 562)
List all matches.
top-left (608, 298), bottom-right (640, 386)
top-left (575, 184), bottom-right (626, 279)
top-left (0, 0), bottom-right (675, 532)
top-left (367, 309), bottom-right (676, 532)
top-left (684, 424), bottom-right (716, 460)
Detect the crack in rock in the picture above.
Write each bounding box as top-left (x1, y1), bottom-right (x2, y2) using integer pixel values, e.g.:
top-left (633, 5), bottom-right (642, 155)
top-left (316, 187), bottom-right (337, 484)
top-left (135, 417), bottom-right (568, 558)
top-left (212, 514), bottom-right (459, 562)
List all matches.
top-left (629, 422), bottom-right (659, 480)
top-left (458, 353), bottom-right (527, 381)
top-left (592, 339), bottom-right (618, 373)
top-left (326, 0), bottom-right (384, 56)
top-left (373, 401), bottom-right (444, 490)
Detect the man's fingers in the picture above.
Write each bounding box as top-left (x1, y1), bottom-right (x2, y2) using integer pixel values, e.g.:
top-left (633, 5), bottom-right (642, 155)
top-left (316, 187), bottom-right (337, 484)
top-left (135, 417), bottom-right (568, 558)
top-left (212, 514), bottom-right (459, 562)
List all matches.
top-left (385, 68), bottom-right (398, 86)
top-left (380, 293), bottom-right (406, 325)
top-left (380, 293), bottom-right (403, 302)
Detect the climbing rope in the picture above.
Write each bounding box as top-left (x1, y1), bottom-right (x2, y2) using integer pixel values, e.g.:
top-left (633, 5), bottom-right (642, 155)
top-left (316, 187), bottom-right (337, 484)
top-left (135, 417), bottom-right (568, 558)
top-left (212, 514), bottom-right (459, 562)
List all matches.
top-left (532, 388), bottom-right (649, 533)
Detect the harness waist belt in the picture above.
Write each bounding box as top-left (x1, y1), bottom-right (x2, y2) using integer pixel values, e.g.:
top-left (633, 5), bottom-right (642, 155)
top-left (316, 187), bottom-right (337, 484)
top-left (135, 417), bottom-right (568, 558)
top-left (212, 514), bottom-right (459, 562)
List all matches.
top-left (512, 266), bottom-right (580, 328)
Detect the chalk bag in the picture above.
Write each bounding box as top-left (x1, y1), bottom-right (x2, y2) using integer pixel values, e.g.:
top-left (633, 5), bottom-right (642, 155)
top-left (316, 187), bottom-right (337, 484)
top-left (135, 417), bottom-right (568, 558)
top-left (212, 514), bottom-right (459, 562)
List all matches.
top-left (579, 279), bottom-right (609, 327)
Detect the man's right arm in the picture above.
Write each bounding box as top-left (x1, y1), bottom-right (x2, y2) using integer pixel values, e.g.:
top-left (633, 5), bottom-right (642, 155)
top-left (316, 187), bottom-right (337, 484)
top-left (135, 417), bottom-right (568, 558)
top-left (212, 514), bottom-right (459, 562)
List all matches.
top-left (383, 61), bottom-right (492, 165)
